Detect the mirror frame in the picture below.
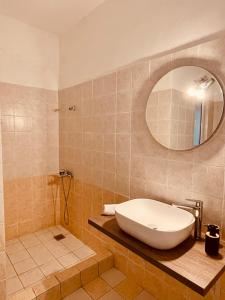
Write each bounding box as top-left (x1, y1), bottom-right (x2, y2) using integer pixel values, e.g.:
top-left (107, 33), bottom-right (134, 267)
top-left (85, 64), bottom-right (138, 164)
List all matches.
top-left (146, 64), bottom-right (225, 151)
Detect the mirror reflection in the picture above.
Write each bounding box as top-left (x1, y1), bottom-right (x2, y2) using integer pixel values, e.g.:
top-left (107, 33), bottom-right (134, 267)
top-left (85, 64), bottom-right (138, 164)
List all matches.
top-left (146, 66), bottom-right (224, 150)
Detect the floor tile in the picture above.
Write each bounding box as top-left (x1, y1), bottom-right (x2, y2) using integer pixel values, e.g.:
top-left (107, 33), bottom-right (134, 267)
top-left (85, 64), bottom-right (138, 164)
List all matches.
top-left (13, 257), bottom-right (37, 275)
top-left (101, 268), bottom-right (126, 287)
top-left (35, 228), bottom-right (51, 236)
top-left (64, 288), bottom-right (93, 300)
top-left (5, 226), bottom-right (97, 298)
top-left (6, 239), bottom-right (20, 246)
top-left (6, 241), bottom-right (25, 255)
top-left (35, 229), bottom-right (55, 243)
top-left (19, 233), bottom-right (35, 241)
top-left (6, 258), bottom-right (17, 279)
top-left (6, 276), bottom-right (23, 295)
top-left (61, 234), bottom-right (84, 251)
top-left (84, 278), bottom-right (111, 300)
top-left (8, 249), bottom-right (30, 264)
top-left (40, 258), bottom-right (63, 276)
top-left (20, 234), bottom-right (41, 248)
top-left (19, 267), bottom-right (44, 287)
top-left (57, 225), bottom-right (70, 235)
top-left (57, 252), bottom-right (80, 268)
top-left (46, 240), bottom-right (70, 258)
top-left (114, 278), bottom-right (143, 300)
top-left (73, 246), bottom-right (95, 260)
top-left (99, 289), bottom-right (125, 300)
top-left (44, 239), bottom-right (61, 249)
top-left (134, 290), bottom-right (156, 300)
top-left (27, 244), bottom-right (54, 265)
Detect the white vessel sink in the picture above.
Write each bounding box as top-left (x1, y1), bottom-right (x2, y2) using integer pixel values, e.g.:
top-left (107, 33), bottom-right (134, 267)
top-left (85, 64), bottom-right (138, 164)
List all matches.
top-left (115, 198), bottom-right (195, 250)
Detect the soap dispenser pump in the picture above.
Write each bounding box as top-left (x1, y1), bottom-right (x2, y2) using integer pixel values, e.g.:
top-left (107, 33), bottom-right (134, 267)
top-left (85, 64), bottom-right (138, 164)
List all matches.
top-left (205, 224), bottom-right (220, 256)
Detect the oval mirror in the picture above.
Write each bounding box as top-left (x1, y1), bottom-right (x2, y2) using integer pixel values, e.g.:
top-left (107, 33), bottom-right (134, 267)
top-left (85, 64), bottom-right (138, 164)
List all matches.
top-left (146, 66), bottom-right (224, 150)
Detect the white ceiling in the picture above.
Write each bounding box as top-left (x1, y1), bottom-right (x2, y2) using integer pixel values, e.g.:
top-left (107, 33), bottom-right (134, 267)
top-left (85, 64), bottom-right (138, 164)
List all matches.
top-left (0, 0), bottom-right (106, 35)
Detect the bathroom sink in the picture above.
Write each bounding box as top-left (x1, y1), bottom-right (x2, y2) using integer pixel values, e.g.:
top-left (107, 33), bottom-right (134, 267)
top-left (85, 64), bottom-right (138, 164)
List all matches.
top-left (115, 198), bottom-right (195, 250)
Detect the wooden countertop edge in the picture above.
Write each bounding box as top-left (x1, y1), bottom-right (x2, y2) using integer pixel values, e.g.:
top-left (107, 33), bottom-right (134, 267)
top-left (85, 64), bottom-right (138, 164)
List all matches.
top-left (88, 217), bottom-right (225, 296)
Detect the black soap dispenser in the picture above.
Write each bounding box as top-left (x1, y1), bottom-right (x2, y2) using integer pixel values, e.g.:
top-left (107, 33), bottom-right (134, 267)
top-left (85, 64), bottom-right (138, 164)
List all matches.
top-left (205, 224), bottom-right (220, 256)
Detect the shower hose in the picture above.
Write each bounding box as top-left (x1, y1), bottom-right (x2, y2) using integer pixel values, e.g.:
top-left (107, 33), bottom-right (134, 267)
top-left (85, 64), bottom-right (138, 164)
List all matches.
top-left (61, 175), bottom-right (72, 225)
top-left (51, 177), bottom-right (59, 225)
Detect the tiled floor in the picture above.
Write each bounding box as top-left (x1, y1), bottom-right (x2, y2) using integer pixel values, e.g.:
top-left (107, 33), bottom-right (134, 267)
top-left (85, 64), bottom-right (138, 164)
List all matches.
top-left (64, 268), bottom-right (155, 300)
top-left (5, 225), bottom-right (96, 297)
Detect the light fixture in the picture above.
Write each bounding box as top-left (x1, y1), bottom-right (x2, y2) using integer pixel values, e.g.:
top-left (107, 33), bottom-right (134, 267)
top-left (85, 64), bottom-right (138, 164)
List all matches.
top-left (195, 75), bottom-right (215, 89)
top-left (187, 75), bottom-right (214, 99)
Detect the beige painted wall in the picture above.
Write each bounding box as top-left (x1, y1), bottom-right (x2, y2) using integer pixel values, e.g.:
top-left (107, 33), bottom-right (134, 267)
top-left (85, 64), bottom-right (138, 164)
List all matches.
top-left (59, 0), bottom-right (225, 88)
top-left (0, 14), bottom-right (59, 90)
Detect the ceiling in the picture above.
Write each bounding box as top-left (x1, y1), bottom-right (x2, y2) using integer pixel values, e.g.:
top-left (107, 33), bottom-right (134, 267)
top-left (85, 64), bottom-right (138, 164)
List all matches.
top-left (0, 0), bottom-right (106, 35)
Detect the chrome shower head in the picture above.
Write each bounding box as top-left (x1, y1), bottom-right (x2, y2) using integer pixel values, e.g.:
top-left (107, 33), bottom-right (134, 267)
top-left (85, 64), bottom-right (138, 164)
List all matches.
top-left (59, 169), bottom-right (73, 177)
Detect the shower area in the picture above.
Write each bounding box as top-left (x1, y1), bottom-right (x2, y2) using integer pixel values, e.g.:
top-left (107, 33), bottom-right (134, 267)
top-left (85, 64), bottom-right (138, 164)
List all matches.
top-left (0, 82), bottom-right (97, 298)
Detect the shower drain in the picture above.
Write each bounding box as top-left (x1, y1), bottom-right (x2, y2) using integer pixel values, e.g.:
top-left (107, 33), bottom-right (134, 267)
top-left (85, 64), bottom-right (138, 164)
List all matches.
top-left (54, 234), bottom-right (66, 241)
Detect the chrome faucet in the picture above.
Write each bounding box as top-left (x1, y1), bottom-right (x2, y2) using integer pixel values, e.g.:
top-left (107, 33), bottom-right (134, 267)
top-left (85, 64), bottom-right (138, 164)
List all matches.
top-left (172, 199), bottom-right (203, 240)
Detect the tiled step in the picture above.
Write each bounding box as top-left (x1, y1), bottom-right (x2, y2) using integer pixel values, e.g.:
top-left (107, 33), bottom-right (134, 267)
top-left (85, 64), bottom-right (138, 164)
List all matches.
top-left (6, 226), bottom-right (98, 297)
top-left (7, 249), bottom-right (114, 300)
top-left (64, 269), bottom-right (155, 300)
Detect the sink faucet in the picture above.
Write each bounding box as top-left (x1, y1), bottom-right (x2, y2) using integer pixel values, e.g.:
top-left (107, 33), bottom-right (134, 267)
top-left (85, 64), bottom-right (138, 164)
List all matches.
top-left (172, 199), bottom-right (203, 240)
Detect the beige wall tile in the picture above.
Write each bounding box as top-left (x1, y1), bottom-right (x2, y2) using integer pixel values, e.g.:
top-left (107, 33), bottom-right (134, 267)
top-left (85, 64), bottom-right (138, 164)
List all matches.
top-left (55, 265), bottom-right (81, 298)
top-left (167, 160), bottom-right (193, 191)
top-left (132, 61), bottom-right (150, 90)
top-left (117, 68), bottom-right (132, 92)
top-left (127, 260), bottom-right (144, 286)
top-left (93, 250), bottom-right (114, 274)
top-left (117, 91), bottom-right (132, 113)
top-left (193, 164), bottom-right (224, 198)
top-left (116, 152), bottom-right (130, 178)
top-left (76, 258), bottom-right (98, 285)
top-left (116, 113), bottom-right (131, 134)
top-left (116, 134), bottom-right (130, 154)
top-left (143, 270), bottom-right (167, 300)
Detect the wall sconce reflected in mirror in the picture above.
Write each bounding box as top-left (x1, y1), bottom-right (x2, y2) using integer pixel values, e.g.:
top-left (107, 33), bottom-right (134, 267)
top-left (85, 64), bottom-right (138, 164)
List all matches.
top-left (187, 76), bottom-right (215, 100)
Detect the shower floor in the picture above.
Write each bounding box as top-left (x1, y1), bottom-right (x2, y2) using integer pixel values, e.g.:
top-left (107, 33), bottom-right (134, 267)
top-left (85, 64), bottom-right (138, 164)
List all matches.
top-left (5, 225), bottom-right (96, 297)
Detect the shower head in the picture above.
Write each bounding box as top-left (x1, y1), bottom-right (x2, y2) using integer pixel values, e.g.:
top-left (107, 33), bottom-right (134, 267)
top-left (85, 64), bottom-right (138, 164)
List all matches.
top-left (59, 169), bottom-right (73, 177)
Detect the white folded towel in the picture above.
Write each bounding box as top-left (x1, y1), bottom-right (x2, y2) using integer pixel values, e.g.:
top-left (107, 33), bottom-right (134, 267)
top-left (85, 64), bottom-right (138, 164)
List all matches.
top-left (102, 204), bottom-right (118, 216)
